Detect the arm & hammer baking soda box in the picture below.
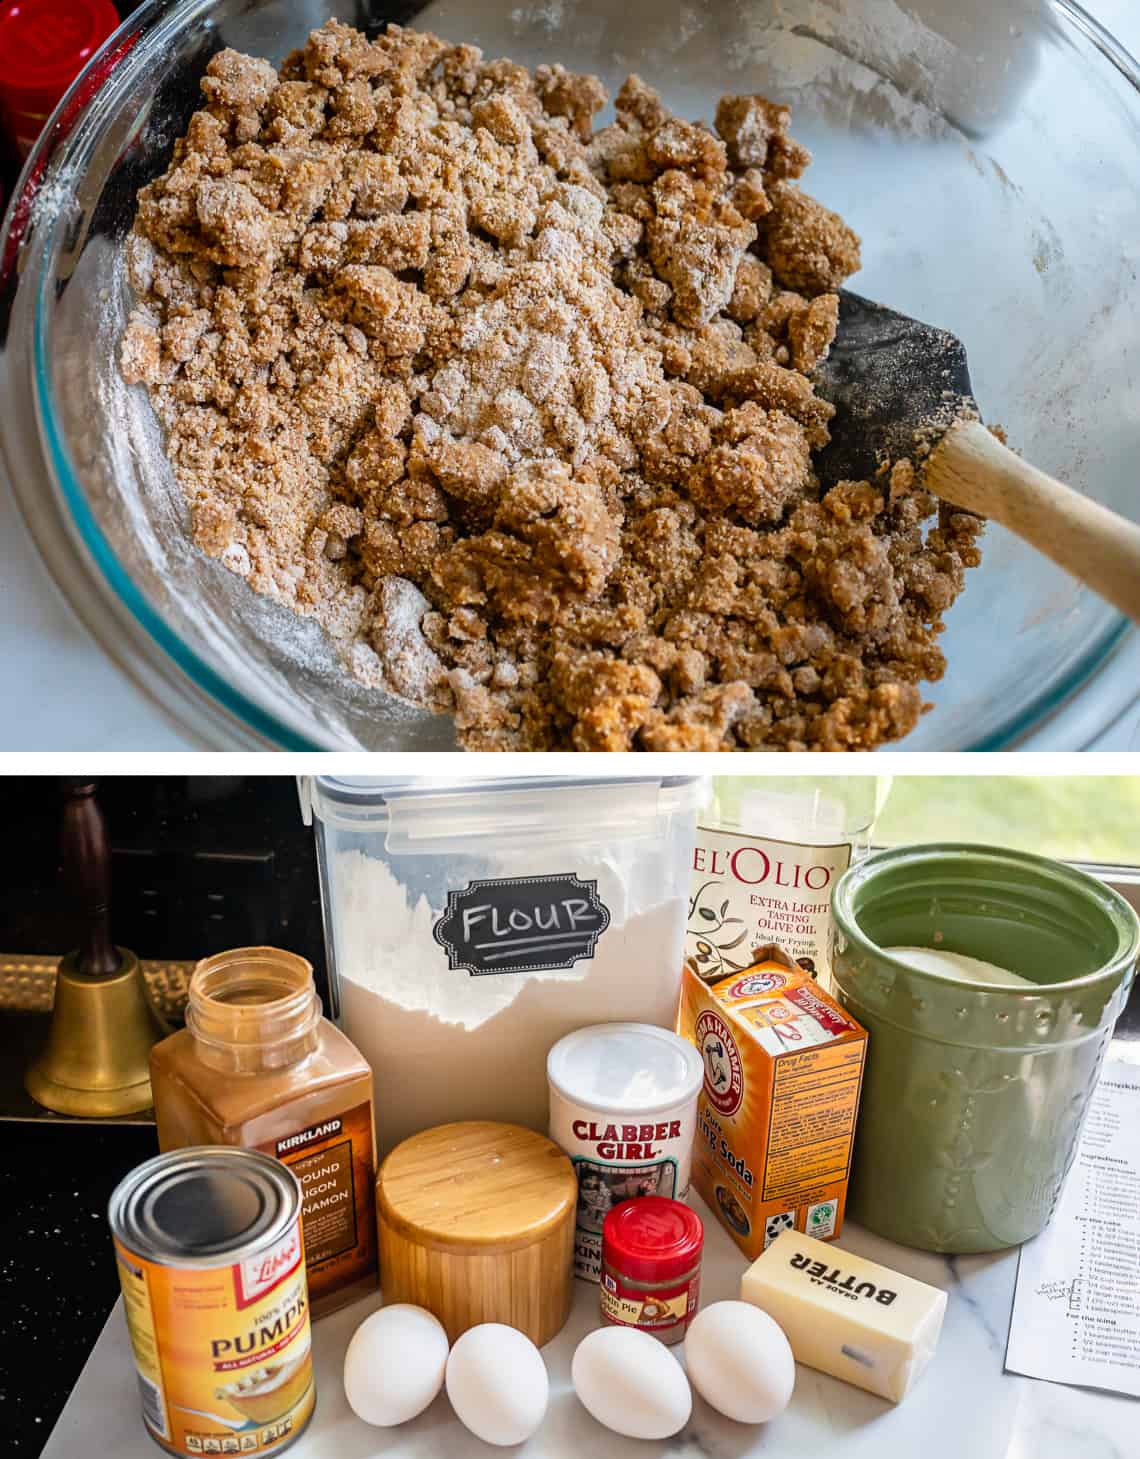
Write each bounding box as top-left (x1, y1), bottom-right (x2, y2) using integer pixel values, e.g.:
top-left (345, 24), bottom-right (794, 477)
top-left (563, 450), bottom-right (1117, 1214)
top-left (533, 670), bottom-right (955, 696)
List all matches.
top-left (677, 945), bottom-right (868, 1257)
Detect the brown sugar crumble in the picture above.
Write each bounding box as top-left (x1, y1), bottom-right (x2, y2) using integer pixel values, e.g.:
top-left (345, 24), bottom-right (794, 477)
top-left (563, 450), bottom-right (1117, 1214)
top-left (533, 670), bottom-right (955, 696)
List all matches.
top-left (120, 21), bottom-right (983, 751)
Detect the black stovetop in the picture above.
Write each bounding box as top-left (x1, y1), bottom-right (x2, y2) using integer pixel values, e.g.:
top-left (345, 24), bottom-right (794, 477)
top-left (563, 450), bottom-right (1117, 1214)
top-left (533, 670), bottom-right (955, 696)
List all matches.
top-left (0, 1124), bottom-right (158, 1455)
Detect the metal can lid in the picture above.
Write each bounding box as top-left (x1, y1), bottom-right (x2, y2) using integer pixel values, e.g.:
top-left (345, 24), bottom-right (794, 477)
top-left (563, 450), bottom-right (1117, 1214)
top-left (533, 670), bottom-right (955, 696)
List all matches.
top-left (109, 1147), bottom-right (302, 1268)
top-left (0, 0), bottom-right (120, 102)
top-left (603, 1196), bottom-right (703, 1286)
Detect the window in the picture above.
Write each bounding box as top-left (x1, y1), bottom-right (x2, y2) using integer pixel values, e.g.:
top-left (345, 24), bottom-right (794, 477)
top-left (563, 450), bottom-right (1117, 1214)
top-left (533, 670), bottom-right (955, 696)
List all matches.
top-left (711, 774), bottom-right (1140, 899)
top-left (874, 776), bottom-right (1140, 870)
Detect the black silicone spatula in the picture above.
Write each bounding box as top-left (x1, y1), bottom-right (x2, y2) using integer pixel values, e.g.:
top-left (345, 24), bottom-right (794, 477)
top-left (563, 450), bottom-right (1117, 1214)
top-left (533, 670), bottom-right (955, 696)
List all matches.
top-left (813, 292), bottom-right (975, 489)
top-left (812, 291), bottom-right (1140, 623)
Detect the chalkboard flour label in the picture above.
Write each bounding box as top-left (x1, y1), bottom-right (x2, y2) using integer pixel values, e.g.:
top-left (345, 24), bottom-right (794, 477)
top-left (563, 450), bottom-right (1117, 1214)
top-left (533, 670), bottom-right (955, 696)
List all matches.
top-left (433, 873), bottom-right (611, 976)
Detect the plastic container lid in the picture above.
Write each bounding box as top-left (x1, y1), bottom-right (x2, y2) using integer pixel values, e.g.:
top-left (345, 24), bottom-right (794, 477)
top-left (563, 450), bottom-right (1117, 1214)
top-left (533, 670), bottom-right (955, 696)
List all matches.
top-left (0, 0), bottom-right (120, 109)
top-left (603, 1196), bottom-right (704, 1285)
top-left (547, 1024), bottom-right (704, 1115)
top-left (300, 774), bottom-right (709, 845)
top-left (305, 773), bottom-right (704, 810)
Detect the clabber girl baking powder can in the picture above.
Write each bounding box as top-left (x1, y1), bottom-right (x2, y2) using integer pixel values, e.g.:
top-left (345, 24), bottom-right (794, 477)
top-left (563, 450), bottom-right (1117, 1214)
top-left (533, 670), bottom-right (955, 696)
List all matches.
top-left (548, 1023), bottom-right (704, 1282)
top-left (109, 1147), bottom-right (315, 1457)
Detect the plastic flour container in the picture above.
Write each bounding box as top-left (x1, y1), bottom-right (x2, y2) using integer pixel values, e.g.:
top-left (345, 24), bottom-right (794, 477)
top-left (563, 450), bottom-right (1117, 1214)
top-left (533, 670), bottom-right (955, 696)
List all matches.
top-left (301, 777), bottom-right (707, 1156)
top-left (548, 1023), bottom-right (704, 1281)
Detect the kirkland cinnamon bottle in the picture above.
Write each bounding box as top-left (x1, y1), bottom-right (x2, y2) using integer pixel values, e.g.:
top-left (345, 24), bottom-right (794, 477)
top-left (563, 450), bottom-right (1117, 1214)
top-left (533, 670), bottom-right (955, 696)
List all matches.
top-left (150, 947), bottom-right (378, 1318)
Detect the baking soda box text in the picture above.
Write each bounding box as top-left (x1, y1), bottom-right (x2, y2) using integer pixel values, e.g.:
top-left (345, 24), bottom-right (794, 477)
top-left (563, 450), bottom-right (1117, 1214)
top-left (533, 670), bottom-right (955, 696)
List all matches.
top-left (677, 952), bottom-right (867, 1258)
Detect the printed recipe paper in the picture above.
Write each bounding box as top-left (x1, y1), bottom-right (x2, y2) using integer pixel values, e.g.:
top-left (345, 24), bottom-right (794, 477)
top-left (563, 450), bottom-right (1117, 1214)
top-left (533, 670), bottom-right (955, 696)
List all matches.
top-left (1006, 1062), bottom-right (1140, 1397)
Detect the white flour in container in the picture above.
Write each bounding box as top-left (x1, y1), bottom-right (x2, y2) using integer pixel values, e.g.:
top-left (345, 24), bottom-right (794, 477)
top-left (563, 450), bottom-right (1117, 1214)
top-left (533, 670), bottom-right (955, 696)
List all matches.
top-left (333, 853), bottom-right (687, 1154)
top-left (886, 946), bottom-right (1033, 989)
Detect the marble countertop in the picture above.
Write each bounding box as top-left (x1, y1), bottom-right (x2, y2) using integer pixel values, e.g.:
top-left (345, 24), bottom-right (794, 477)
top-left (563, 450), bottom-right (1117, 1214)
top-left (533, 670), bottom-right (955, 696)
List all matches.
top-left (23, 985), bottom-right (1140, 1459)
top-left (40, 1191), bottom-right (1136, 1459)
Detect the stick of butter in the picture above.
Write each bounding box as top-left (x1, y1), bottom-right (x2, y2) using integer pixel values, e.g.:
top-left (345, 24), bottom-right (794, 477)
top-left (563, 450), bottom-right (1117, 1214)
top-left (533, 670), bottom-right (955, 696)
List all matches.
top-left (740, 1230), bottom-right (947, 1403)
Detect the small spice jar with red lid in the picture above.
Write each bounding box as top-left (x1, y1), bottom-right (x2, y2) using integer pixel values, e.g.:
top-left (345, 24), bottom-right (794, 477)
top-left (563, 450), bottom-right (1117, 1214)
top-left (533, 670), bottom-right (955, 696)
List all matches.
top-left (600, 1196), bottom-right (703, 1345)
top-left (0, 0), bottom-right (120, 158)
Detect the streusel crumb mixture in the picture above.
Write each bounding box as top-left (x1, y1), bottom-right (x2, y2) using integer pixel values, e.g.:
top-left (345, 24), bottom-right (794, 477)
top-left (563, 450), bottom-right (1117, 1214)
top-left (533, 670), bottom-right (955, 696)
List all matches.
top-left (121, 21), bottom-right (982, 750)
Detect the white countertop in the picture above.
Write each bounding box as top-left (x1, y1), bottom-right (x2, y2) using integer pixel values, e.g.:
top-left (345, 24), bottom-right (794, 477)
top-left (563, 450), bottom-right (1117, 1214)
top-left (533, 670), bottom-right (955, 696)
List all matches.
top-left (41, 1193), bottom-right (1136, 1459)
top-left (2, 0), bottom-right (1138, 753)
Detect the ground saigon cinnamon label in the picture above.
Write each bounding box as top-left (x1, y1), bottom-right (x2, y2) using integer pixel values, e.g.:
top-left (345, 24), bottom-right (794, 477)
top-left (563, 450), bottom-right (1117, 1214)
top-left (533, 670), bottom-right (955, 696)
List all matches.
top-left (259, 1103), bottom-right (376, 1306)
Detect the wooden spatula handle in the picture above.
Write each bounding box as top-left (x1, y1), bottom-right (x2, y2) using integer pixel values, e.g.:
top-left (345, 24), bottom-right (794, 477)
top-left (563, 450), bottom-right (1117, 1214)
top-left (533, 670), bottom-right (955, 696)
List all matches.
top-left (926, 420), bottom-right (1140, 623)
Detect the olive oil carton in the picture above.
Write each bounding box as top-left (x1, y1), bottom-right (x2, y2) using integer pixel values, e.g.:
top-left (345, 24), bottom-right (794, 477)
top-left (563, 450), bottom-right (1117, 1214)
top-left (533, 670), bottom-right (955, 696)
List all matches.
top-left (677, 951), bottom-right (867, 1259)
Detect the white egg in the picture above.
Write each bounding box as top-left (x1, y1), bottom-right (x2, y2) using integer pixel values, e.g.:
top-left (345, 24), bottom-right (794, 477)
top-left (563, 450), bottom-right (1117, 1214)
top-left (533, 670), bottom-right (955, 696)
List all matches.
top-left (445, 1323), bottom-right (549, 1446)
top-left (572, 1326), bottom-right (692, 1440)
top-left (685, 1301), bottom-right (795, 1423)
top-left (343, 1303), bottom-right (449, 1427)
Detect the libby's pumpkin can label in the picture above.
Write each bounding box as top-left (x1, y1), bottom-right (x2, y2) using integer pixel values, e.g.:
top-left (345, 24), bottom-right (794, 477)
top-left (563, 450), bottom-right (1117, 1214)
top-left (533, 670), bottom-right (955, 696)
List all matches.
top-left (109, 1148), bottom-right (315, 1456)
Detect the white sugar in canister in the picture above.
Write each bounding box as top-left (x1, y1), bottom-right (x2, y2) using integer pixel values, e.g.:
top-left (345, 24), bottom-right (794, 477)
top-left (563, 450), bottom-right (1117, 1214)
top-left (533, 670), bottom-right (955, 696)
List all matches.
top-left (548, 1023), bottom-right (704, 1282)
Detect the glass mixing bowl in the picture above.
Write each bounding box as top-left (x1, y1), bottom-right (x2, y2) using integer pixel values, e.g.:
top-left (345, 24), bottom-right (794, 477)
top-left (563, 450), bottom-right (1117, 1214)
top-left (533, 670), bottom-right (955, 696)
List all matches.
top-left (2, 0), bottom-right (1139, 750)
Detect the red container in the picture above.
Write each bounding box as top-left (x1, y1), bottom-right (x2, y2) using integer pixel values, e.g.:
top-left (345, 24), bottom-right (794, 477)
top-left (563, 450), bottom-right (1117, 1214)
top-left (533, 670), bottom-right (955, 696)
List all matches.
top-left (0, 0), bottom-right (120, 157)
top-left (600, 1196), bottom-right (703, 1345)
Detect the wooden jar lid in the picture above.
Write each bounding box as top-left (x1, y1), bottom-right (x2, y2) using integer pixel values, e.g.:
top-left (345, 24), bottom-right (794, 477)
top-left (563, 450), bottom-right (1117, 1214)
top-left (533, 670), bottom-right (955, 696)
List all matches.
top-left (376, 1122), bottom-right (577, 1344)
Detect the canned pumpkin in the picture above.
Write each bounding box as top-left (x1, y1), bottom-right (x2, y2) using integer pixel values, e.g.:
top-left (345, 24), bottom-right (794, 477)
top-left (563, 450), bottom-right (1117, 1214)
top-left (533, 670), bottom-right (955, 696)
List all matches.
top-left (109, 1147), bottom-right (315, 1457)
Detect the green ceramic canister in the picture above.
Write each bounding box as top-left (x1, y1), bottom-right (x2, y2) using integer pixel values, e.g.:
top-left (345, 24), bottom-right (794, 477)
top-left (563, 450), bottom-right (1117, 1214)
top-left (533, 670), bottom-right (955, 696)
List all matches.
top-left (831, 844), bottom-right (1139, 1254)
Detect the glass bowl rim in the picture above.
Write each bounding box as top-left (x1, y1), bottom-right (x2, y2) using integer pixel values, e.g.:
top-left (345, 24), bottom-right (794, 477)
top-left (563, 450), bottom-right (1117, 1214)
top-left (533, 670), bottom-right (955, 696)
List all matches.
top-left (16, 0), bottom-right (1140, 749)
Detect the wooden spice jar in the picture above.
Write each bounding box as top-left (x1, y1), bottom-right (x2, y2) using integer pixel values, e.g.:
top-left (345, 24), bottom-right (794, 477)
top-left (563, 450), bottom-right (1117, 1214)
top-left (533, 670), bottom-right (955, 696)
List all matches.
top-left (376, 1121), bottom-right (577, 1346)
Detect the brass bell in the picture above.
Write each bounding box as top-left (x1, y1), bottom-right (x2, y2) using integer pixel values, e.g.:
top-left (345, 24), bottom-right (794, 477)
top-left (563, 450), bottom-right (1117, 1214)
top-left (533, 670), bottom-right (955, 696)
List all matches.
top-left (25, 782), bottom-right (162, 1118)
